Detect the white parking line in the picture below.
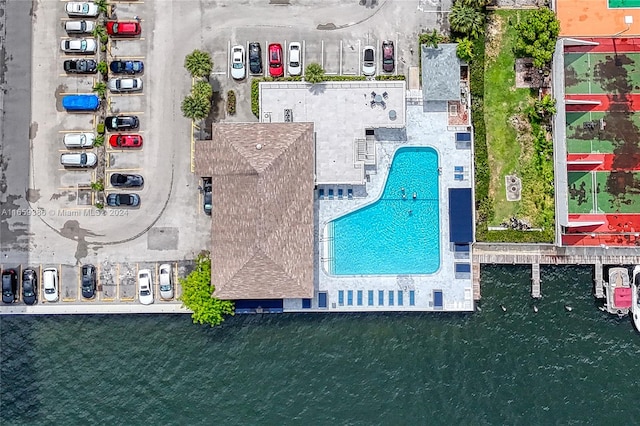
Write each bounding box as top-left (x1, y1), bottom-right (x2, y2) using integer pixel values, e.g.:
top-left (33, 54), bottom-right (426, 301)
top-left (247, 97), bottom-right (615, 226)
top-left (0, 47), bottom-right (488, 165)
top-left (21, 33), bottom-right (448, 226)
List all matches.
top-left (339, 40), bottom-right (343, 75)
top-left (227, 40), bottom-right (230, 79)
top-left (302, 40), bottom-right (306, 76)
top-left (358, 40), bottom-right (361, 76)
top-left (321, 40), bottom-right (324, 70)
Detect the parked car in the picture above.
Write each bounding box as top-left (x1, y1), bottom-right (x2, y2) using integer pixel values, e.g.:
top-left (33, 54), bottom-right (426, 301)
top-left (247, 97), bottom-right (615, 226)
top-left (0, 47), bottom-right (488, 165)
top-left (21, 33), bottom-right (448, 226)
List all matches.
top-left (362, 45), bottom-right (376, 76)
top-left (65, 20), bottom-right (96, 34)
top-left (2, 269), bottom-right (18, 304)
top-left (138, 269), bottom-right (153, 305)
top-left (107, 193), bottom-right (140, 207)
top-left (109, 60), bottom-right (144, 74)
top-left (106, 21), bottom-right (141, 37)
top-left (43, 268), bottom-right (59, 302)
top-left (60, 152), bottom-right (97, 168)
top-left (202, 177), bottom-right (212, 215)
top-left (63, 132), bottom-right (95, 149)
top-left (22, 269), bottom-right (38, 305)
top-left (159, 264), bottom-right (174, 300)
top-left (288, 42), bottom-right (302, 76)
top-left (231, 45), bottom-right (246, 80)
top-left (108, 78), bottom-right (143, 93)
top-left (382, 40), bottom-right (394, 73)
top-left (81, 265), bottom-right (96, 299)
top-left (109, 134), bottom-right (142, 148)
top-left (60, 38), bottom-right (97, 54)
top-left (105, 115), bottom-right (139, 131)
top-left (248, 42), bottom-right (262, 74)
top-left (64, 59), bottom-right (97, 74)
top-left (62, 94), bottom-right (100, 112)
top-left (110, 173), bottom-right (144, 188)
top-left (65, 2), bottom-right (99, 17)
top-left (268, 43), bottom-right (284, 77)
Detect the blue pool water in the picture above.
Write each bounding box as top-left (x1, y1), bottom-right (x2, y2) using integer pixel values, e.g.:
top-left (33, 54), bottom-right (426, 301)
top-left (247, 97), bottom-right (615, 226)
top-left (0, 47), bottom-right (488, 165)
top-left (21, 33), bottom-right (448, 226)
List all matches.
top-left (330, 147), bottom-right (440, 275)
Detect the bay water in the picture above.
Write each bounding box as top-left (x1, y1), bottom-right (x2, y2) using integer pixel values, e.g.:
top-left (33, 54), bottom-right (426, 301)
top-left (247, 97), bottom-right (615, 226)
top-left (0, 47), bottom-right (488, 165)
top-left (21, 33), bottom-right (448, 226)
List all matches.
top-left (2, 265), bottom-right (640, 425)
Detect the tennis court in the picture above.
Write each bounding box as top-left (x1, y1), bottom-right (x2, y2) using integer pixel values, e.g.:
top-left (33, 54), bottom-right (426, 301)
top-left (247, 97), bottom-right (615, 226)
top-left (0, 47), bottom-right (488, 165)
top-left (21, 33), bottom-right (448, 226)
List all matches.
top-left (564, 52), bottom-right (640, 94)
top-left (565, 111), bottom-right (640, 153)
top-left (568, 171), bottom-right (640, 214)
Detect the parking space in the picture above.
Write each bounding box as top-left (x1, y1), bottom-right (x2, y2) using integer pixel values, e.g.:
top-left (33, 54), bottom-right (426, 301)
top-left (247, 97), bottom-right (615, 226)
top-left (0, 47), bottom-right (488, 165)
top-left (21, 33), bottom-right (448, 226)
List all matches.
top-left (340, 39), bottom-right (361, 76)
top-left (109, 40), bottom-right (146, 58)
top-left (58, 171), bottom-right (94, 189)
top-left (322, 40), bottom-right (341, 75)
top-left (118, 263), bottom-right (137, 301)
top-left (106, 151), bottom-right (144, 169)
top-left (107, 95), bottom-right (145, 115)
top-left (99, 261), bottom-right (117, 301)
top-left (138, 261), bottom-right (155, 299)
top-left (60, 264), bottom-right (78, 302)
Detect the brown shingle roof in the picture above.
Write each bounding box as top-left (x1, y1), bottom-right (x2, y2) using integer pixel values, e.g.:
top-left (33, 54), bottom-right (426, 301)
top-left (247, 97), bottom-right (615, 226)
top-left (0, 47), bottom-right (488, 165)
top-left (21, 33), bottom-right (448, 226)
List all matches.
top-left (194, 123), bottom-right (316, 300)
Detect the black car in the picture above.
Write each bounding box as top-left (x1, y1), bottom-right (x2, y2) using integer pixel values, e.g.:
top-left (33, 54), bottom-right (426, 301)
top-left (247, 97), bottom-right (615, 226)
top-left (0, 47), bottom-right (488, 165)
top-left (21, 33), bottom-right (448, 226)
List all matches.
top-left (110, 173), bottom-right (144, 188)
top-left (105, 115), bottom-right (139, 131)
top-left (22, 269), bottom-right (38, 305)
top-left (64, 59), bottom-right (97, 74)
top-left (201, 177), bottom-right (212, 215)
top-left (249, 42), bottom-right (262, 74)
top-left (2, 269), bottom-right (18, 304)
top-left (109, 60), bottom-right (144, 74)
top-left (107, 193), bottom-right (140, 207)
top-left (81, 265), bottom-right (96, 299)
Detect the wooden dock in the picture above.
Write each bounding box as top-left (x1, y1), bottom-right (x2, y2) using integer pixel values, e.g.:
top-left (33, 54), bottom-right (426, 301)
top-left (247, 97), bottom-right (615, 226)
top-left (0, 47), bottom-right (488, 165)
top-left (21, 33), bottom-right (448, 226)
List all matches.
top-left (472, 243), bottom-right (640, 300)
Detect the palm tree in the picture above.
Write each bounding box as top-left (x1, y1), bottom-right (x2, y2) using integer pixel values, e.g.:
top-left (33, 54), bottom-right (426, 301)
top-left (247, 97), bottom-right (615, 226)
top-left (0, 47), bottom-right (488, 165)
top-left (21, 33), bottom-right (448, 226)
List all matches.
top-left (181, 95), bottom-right (210, 121)
top-left (93, 82), bottom-right (107, 99)
top-left (91, 179), bottom-right (104, 192)
top-left (192, 80), bottom-right (213, 100)
top-left (304, 63), bottom-right (325, 84)
top-left (459, 0), bottom-right (489, 8)
top-left (420, 29), bottom-right (443, 49)
top-left (533, 94), bottom-right (557, 118)
top-left (449, 2), bottom-right (485, 38)
top-left (184, 50), bottom-right (213, 78)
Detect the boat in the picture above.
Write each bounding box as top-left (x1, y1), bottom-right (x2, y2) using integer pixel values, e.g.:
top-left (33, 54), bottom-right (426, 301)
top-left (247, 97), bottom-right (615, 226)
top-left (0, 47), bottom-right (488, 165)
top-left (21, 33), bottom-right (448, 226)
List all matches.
top-left (632, 266), bottom-right (640, 330)
top-left (605, 267), bottom-right (632, 317)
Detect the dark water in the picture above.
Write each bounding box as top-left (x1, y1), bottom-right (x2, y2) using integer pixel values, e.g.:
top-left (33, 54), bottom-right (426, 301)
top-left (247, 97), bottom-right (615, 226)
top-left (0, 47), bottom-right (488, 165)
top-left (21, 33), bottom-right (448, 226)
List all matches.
top-left (2, 265), bottom-right (640, 425)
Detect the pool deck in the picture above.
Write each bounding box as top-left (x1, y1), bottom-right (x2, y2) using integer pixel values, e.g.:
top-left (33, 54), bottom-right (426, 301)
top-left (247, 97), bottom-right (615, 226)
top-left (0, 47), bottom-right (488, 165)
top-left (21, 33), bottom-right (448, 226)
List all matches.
top-left (301, 104), bottom-right (474, 312)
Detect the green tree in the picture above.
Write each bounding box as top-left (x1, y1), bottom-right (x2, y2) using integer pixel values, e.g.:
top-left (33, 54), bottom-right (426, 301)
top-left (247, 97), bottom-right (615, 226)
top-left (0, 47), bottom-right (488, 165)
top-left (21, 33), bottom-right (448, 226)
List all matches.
top-left (181, 94), bottom-right (210, 121)
top-left (449, 2), bottom-right (485, 38)
top-left (459, 0), bottom-right (489, 8)
top-left (95, 0), bottom-right (108, 14)
top-left (184, 49), bottom-right (213, 78)
top-left (90, 179), bottom-right (104, 192)
top-left (92, 24), bottom-right (108, 43)
top-left (192, 80), bottom-right (213, 100)
top-left (419, 29), bottom-right (444, 49)
top-left (456, 38), bottom-right (474, 62)
top-left (97, 60), bottom-right (108, 76)
top-left (529, 94), bottom-right (557, 121)
top-left (179, 253), bottom-right (234, 326)
top-left (304, 62), bottom-right (325, 84)
top-left (514, 8), bottom-right (560, 68)
top-left (93, 81), bottom-right (107, 98)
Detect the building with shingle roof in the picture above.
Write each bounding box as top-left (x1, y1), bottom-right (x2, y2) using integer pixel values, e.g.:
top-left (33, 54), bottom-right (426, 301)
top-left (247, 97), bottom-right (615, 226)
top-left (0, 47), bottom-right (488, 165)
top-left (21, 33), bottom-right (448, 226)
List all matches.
top-left (194, 122), bottom-right (316, 300)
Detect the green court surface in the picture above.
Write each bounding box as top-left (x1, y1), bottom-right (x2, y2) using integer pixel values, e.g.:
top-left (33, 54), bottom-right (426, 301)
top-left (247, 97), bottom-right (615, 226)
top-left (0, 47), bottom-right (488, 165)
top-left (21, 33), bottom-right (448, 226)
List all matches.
top-left (609, 0), bottom-right (640, 7)
top-left (566, 111), bottom-right (640, 153)
top-left (568, 171), bottom-right (640, 213)
top-left (564, 52), bottom-right (640, 94)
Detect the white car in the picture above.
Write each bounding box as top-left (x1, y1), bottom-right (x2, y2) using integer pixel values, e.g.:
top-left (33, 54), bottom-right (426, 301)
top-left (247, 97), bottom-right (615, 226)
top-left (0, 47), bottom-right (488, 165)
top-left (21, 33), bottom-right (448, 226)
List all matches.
top-left (63, 132), bottom-right (95, 149)
top-left (138, 269), bottom-right (154, 305)
top-left (231, 45), bottom-right (246, 80)
top-left (65, 20), bottom-right (96, 34)
top-left (60, 38), bottom-right (97, 54)
top-left (43, 268), bottom-right (59, 302)
top-left (108, 78), bottom-right (143, 92)
top-left (65, 2), bottom-right (99, 17)
top-left (159, 264), bottom-right (174, 300)
top-left (288, 42), bottom-right (302, 76)
top-left (362, 45), bottom-right (376, 76)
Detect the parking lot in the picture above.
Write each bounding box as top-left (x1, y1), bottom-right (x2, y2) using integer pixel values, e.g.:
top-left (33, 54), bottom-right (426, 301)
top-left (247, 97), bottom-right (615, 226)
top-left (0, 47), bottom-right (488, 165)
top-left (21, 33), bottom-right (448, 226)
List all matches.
top-left (0, 260), bottom-right (194, 305)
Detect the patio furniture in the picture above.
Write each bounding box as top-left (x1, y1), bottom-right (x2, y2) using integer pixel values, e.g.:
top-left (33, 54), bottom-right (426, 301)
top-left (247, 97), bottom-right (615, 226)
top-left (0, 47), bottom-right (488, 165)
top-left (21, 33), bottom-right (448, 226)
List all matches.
top-left (380, 101), bottom-right (386, 109)
top-left (374, 94), bottom-right (383, 103)
top-left (318, 188), bottom-right (325, 200)
top-left (454, 174), bottom-right (464, 181)
top-left (371, 91), bottom-right (376, 98)
top-left (347, 188), bottom-right (353, 199)
top-left (455, 166), bottom-right (464, 173)
top-left (328, 189), bottom-right (334, 200)
top-left (338, 189), bottom-right (343, 199)
top-left (370, 100), bottom-right (376, 108)
top-left (382, 91), bottom-right (388, 99)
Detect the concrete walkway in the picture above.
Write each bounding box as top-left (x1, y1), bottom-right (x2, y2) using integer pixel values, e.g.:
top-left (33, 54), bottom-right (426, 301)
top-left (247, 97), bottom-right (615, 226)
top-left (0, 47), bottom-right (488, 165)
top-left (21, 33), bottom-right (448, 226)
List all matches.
top-left (0, 303), bottom-right (192, 315)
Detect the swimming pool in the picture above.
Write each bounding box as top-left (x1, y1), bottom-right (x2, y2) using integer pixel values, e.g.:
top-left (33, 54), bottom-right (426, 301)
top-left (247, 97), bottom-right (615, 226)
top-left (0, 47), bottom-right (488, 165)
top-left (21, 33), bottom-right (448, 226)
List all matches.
top-left (328, 147), bottom-right (440, 275)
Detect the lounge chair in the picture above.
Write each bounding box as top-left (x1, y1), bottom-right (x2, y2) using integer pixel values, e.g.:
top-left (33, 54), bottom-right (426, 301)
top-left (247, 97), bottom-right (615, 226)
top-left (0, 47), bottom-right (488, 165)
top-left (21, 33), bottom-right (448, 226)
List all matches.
top-left (454, 174), bottom-right (464, 181)
top-left (319, 188), bottom-right (325, 200)
top-left (454, 166), bottom-right (464, 173)
top-left (338, 189), bottom-right (343, 199)
top-left (328, 189), bottom-right (334, 200)
top-left (347, 188), bottom-right (353, 200)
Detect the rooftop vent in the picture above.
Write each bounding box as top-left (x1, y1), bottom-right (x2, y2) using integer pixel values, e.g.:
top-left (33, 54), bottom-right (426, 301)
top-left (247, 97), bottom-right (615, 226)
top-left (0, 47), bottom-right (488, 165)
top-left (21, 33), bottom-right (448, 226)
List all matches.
top-left (256, 144), bottom-right (262, 150)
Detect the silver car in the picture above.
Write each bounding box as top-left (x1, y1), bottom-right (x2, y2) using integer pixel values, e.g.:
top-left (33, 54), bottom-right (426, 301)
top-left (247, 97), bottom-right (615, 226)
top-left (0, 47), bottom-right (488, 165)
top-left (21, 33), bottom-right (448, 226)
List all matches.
top-left (108, 77), bottom-right (143, 92)
top-left (60, 38), bottom-right (97, 54)
top-left (65, 2), bottom-right (99, 17)
top-left (159, 264), bottom-right (174, 300)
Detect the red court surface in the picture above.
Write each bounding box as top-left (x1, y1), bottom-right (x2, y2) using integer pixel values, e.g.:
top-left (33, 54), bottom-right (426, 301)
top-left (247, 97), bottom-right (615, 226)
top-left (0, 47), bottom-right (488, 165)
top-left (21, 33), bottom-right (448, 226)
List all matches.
top-left (567, 153), bottom-right (640, 171)
top-left (563, 214), bottom-right (640, 247)
top-left (564, 38), bottom-right (640, 53)
top-left (565, 94), bottom-right (640, 112)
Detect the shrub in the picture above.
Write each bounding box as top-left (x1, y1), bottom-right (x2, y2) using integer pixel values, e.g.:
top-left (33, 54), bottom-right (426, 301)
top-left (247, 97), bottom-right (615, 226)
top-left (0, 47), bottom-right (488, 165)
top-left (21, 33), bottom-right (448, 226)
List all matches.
top-left (375, 74), bottom-right (406, 81)
top-left (305, 62), bottom-right (325, 83)
top-left (96, 122), bottom-right (105, 134)
top-left (90, 179), bottom-right (104, 192)
top-left (94, 134), bottom-right (105, 147)
top-left (514, 7), bottom-right (560, 68)
top-left (251, 78), bottom-right (260, 117)
top-left (456, 38), bottom-right (474, 62)
top-left (227, 90), bottom-right (236, 115)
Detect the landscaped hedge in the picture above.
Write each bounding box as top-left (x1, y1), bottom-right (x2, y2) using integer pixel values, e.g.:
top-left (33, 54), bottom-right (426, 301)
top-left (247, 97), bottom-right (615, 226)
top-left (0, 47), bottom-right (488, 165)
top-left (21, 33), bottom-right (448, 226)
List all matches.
top-left (375, 75), bottom-right (406, 81)
top-left (227, 90), bottom-right (236, 115)
top-left (470, 33), bottom-right (492, 241)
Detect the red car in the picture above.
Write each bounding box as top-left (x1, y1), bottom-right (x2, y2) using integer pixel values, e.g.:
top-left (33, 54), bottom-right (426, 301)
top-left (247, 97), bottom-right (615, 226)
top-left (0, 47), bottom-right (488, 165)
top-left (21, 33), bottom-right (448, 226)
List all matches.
top-left (268, 43), bottom-right (283, 77)
top-left (106, 21), bottom-right (141, 37)
top-left (109, 134), bottom-right (143, 148)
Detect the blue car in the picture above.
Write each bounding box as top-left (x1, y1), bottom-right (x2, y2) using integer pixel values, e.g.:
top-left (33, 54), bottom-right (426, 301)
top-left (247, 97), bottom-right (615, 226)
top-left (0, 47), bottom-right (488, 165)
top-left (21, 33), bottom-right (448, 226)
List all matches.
top-left (109, 60), bottom-right (144, 74)
top-left (62, 94), bottom-right (100, 111)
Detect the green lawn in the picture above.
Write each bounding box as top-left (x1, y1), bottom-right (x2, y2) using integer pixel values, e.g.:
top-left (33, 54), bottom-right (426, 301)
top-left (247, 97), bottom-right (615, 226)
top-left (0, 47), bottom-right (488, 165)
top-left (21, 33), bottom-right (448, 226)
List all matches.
top-left (484, 10), bottom-right (537, 225)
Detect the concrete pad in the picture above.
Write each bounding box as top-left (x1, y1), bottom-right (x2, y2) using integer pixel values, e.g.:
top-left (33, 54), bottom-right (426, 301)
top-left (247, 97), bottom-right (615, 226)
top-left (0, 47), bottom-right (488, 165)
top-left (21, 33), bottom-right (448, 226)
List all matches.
top-left (304, 38), bottom-right (322, 70)
top-left (119, 263), bottom-right (137, 300)
top-left (107, 151), bottom-right (144, 169)
top-left (341, 39), bottom-right (361, 75)
top-left (58, 172), bottom-right (93, 189)
top-left (147, 227), bottom-right (179, 251)
top-left (61, 264), bottom-right (79, 302)
top-left (323, 40), bottom-right (341, 74)
top-left (108, 95), bottom-right (145, 114)
top-left (98, 261), bottom-right (117, 300)
top-left (110, 39), bottom-right (147, 58)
